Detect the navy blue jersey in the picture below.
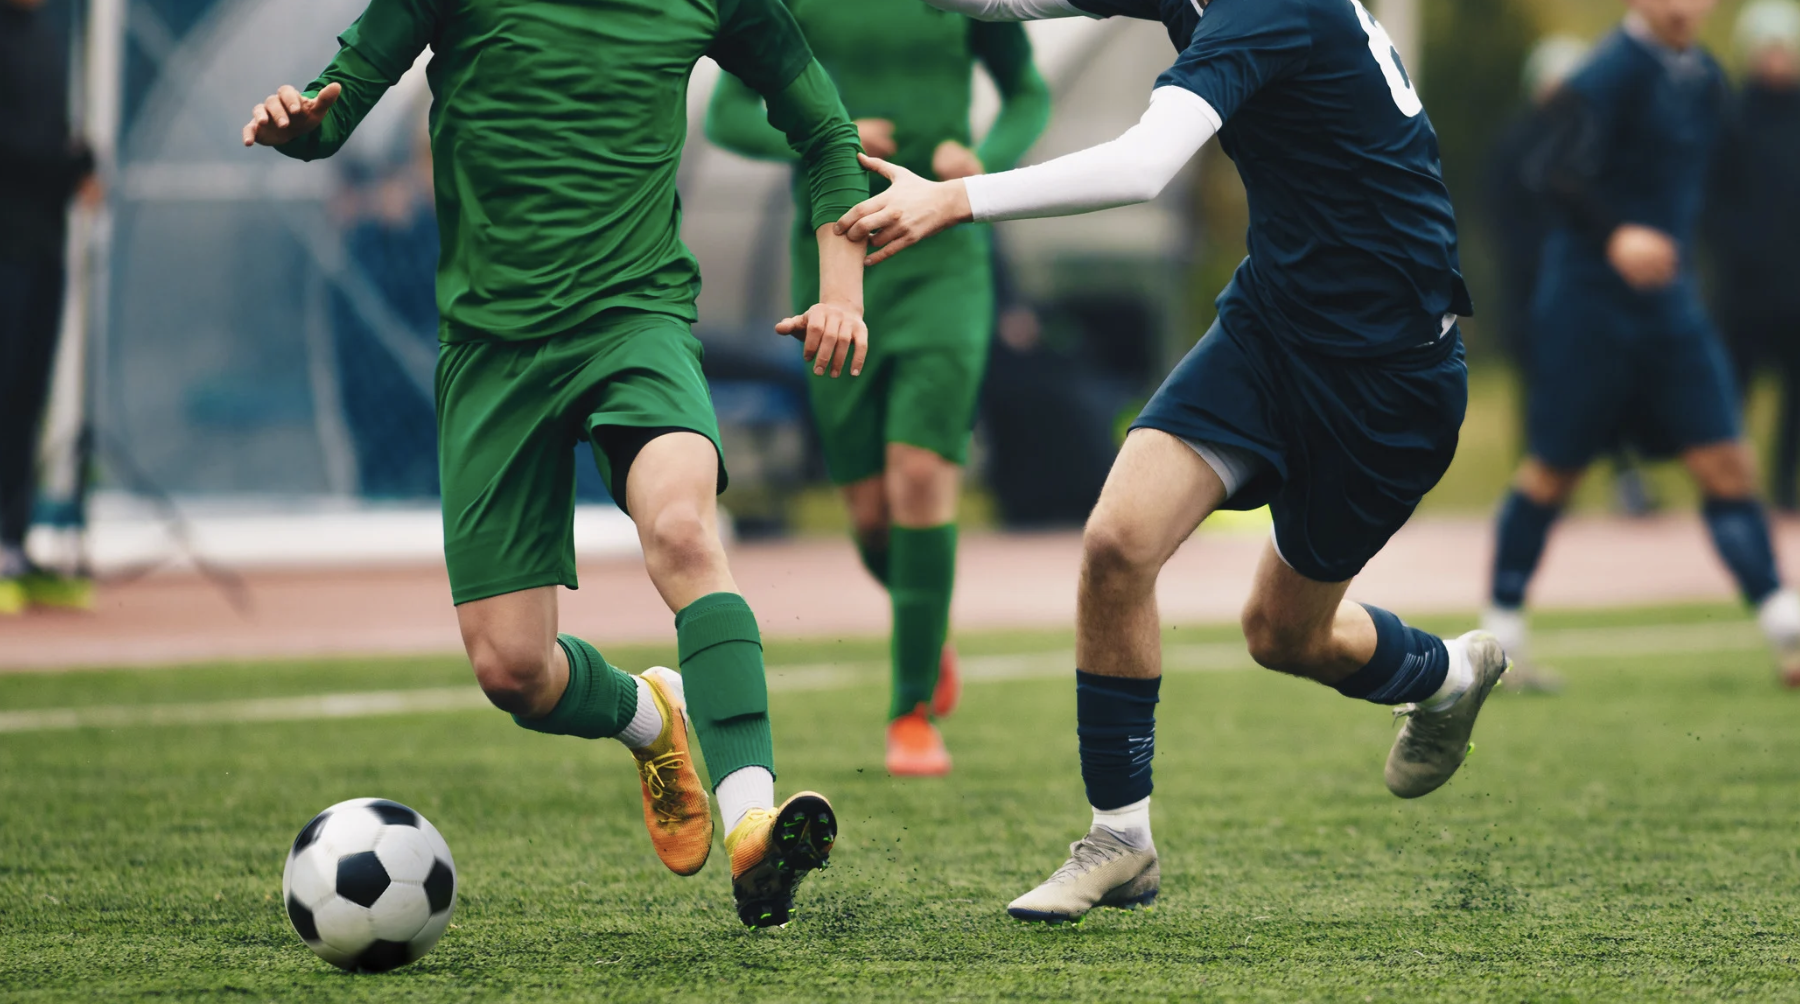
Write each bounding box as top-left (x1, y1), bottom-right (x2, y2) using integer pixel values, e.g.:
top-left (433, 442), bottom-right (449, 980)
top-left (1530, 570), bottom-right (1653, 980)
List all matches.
top-left (1071, 0), bottom-right (1471, 357)
top-left (1534, 26), bottom-right (1727, 262)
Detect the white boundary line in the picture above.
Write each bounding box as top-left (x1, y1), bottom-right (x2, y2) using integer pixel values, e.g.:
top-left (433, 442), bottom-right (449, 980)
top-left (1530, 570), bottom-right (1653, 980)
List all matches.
top-left (0, 621), bottom-right (1766, 735)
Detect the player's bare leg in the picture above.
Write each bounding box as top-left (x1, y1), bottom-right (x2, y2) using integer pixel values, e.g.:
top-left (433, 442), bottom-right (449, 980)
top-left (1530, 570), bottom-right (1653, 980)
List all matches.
top-left (1010, 429), bottom-right (1221, 922)
top-left (1483, 457), bottom-right (1585, 692)
top-left (631, 431), bottom-right (834, 925)
top-left (1682, 440), bottom-right (1800, 683)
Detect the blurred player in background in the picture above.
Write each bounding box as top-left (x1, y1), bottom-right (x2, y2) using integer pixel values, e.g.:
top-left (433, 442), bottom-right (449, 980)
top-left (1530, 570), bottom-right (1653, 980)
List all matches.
top-left (1484, 0), bottom-right (1800, 686)
top-left (0, 0), bottom-right (99, 616)
top-left (838, 0), bottom-right (1507, 923)
top-left (242, 0), bottom-right (868, 928)
top-left (706, 0), bottom-right (1050, 777)
top-left (1711, 0), bottom-right (1800, 509)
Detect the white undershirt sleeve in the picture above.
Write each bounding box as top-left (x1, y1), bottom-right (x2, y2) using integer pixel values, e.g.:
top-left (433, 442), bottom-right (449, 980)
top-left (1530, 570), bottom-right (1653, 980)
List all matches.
top-left (962, 86), bottom-right (1222, 222)
top-left (915, 0), bottom-right (1096, 22)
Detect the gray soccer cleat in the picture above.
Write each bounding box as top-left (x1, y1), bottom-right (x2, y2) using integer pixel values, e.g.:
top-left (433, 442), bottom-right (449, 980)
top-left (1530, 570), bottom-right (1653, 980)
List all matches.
top-left (1006, 826), bottom-right (1159, 923)
top-left (1384, 630), bottom-right (1510, 799)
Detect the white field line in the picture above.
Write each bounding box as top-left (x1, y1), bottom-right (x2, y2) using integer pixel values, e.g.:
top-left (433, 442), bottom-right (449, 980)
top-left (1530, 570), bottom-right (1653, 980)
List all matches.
top-left (0, 620), bottom-right (1766, 735)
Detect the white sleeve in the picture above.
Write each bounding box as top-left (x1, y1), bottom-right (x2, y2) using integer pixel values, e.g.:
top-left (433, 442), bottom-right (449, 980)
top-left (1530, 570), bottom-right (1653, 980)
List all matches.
top-left (916, 0), bottom-right (1097, 22)
top-left (963, 86), bottom-right (1221, 222)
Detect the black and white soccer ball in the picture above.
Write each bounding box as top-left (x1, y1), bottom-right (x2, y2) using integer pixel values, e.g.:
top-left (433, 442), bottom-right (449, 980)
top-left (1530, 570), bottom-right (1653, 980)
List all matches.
top-left (281, 798), bottom-right (457, 972)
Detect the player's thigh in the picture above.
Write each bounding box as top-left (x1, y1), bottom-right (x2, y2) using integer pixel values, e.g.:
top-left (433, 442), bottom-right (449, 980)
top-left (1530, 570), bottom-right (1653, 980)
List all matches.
top-left (1084, 428), bottom-right (1228, 574)
top-left (1650, 327), bottom-right (1743, 462)
top-left (436, 339), bottom-right (581, 606)
top-left (1268, 336), bottom-right (1467, 583)
top-left (1527, 304), bottom-right (1633, 471)
top-left (808, 345), bottom-right (890, 487)
top-left (582, 313), bottom-right (727, 514)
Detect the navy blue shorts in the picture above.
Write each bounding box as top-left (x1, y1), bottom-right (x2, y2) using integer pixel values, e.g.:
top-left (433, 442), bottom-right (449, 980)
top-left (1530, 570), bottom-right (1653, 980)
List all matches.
top-left (1132, 317), bottom-right (1467, 583)
top-left (1527, 294), bottom-right (1740, 470)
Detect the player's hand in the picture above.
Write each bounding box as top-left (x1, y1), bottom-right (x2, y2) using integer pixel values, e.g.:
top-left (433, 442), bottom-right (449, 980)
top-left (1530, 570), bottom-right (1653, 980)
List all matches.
top-left (835, 153), bottom-right (973, 267)
top-left (242, 83), bottom-right (341, 148)
top-left (931, 140), bottom-right (984, 181)
top-left (856, 119), bottom-right (898, 160)
top-left (1607, 224), bottom-right (1679, 292)
top-left (776, 300), bottom-right (868, 378)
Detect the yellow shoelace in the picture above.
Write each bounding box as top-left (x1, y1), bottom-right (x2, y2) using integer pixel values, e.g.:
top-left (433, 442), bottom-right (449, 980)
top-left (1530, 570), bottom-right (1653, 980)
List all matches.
top-left (637, 749), bottom-right (690, 825)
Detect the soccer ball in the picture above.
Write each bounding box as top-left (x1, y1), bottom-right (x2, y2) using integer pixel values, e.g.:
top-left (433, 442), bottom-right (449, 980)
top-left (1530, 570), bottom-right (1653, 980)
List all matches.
top-left (281, 798), bottom-right (457, 972)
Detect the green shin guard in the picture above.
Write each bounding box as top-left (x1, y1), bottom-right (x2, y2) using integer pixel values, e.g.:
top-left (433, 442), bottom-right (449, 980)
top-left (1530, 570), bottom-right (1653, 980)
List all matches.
top-left (677, 593), bottom-right (775, 786)
top-left (889, 524), bottom-right (957, 719)
top-left (511, 634), bottom-right (638, 739)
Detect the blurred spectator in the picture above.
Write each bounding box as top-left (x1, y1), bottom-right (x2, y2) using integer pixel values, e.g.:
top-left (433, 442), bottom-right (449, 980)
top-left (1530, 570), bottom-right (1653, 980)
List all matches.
top-left (0, 0), bottom-right (98, 613)
top-left (328, 115), bottom-right (440, 498)
top-left (1711, 0), bottom-right (1800, 509)
top-left (1487, 36), bottom-right (1590, 374)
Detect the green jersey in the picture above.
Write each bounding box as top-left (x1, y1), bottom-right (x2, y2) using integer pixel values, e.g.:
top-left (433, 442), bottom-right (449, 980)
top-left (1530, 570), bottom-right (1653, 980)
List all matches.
top-left (279, 0), bottom-right (866, 342)
top-left (705, 0), bottom-right (1048, 223)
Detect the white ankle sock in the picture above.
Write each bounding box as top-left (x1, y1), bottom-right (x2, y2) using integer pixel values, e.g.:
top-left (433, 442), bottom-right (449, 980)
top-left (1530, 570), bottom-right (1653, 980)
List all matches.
top-left (1421, 636), bottom-right (1474, 712)
top-left (715, 766), bottom-right (775, 833)
top-left (1092, 796), bottom-right (1153, 850)
top-left (1481, 605), bottom-right (1529, 664)
top-left (616, 676), bottom-right (664, 749)
top-left (1758, 589), bottom-right (1800, 647)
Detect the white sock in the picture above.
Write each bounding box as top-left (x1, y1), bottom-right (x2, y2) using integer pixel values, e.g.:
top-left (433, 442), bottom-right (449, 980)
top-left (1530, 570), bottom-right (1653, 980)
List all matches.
top-left (616, 676), bottom-right (664, 749)
top-left (1421, 635), bottom-right (1474, 713)
top-left (1760, 588), bottom-right (1800, 647)
top-left (715, 766), bottom-right (775, 833)
top-left (1092, 796), bottom-right (1153, 850)
top-left (1481, 605), bottom-right (1529, 665)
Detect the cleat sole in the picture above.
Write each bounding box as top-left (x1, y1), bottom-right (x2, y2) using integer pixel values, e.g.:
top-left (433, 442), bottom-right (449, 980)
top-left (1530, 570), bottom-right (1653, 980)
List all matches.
top-left (734, 795), bottom-right (837, 929)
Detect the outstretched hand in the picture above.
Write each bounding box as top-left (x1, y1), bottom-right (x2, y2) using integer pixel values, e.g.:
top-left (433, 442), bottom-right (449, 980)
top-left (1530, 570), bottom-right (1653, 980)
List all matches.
top-left (775, 301), bottom-right (868, 378)
top-left (242, 83), bottom-right (341, 147)
top-left (834, 153), bottom-right (973, 266)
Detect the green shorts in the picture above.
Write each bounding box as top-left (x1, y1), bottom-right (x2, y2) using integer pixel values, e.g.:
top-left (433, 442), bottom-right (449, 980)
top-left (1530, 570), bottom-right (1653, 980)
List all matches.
top-left (796, 224), bottom-right (994, 485)
top-left (436, 310), bottom-right (725, 605)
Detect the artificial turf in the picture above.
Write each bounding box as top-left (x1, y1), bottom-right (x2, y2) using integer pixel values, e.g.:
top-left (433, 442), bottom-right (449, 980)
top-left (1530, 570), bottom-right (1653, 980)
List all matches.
top-left (3, 603), bottom-right (1799, 1002)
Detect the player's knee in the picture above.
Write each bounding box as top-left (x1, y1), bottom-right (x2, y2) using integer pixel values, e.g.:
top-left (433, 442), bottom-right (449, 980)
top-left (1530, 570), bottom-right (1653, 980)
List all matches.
top-left (1081, 517), bottom-right (1162, 586)
top-left (643, 503), bottom-right (722, 578)
top-left (1240, 605), bottom-right (1323, 673)
top-left (466, 636), bottom-right (554, 713)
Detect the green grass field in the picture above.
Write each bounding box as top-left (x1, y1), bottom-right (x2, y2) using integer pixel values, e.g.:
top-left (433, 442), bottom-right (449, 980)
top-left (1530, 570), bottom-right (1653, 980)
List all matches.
top-left (5, 604), bottom-right (1800, 1003)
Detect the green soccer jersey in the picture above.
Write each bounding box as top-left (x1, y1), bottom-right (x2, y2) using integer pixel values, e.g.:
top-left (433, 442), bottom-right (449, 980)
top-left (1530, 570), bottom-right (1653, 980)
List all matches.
top-left (278, 0), bottom-right (866, 342)
top-left (705, 0), bottom-right (1049, 226)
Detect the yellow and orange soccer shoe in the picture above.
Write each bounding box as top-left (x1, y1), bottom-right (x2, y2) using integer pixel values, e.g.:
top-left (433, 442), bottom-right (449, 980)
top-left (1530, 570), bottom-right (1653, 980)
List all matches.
top-left (886, 705), bottom-right (951, 777)
top-left (724, 791), bottom-right (837, 928)
top-left (632, 667), bottom-right (713, 876)
top-left (930, 642), bottom-right (962, 718)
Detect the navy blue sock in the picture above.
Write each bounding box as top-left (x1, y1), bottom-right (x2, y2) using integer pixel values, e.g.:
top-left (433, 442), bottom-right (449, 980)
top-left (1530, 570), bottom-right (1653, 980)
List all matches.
top-left (1075, 671), bottom-right (1159, 811)
top-left (1703, 497), bottom-right (1782, 604)
top-left (1333, 605), bottom-right (1449, 705)
top-left (1492, 490), bottom-right (1561, 608)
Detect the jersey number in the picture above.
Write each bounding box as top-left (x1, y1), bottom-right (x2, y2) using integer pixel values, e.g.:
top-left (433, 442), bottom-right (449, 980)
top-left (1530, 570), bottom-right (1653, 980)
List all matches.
top-left (1350, 0), bottom-right (1423, 118)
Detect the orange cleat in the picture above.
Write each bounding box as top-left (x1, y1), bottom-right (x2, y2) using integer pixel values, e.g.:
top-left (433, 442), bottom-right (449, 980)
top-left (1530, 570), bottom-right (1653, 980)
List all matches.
top-left (886, 705), bottom-right (952, 777)
top-left (631, 668), bottom-right (713, 876)
top-left (725, 791), bottom-right (837, 927)
top-left (930, 641), bottom-right (962, 718)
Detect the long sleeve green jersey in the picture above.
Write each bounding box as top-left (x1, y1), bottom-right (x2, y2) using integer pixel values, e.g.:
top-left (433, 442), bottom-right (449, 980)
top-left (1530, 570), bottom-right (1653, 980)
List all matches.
top-left (277, 0), bottom-right (866, 342)
top-left (705, 0), bottom-right (1049, 223)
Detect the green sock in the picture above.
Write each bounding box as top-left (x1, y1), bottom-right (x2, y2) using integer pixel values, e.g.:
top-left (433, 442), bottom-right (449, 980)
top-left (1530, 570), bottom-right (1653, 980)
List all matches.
top-left (677, 593), bottom-right (775, 787)
top-left (856, 536), bottom-right (890, 587)
top-left (511, 635), bottom-right (637, 739)
top-left (889, 524), bottom-right (957, 719)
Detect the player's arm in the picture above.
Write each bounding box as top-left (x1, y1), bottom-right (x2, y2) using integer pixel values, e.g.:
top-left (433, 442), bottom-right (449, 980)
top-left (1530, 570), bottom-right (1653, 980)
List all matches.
top-left (711, 0), bottom-right (869, 378)
top-left (241, 0), bottom-right (438, 159)
top-left (966, 21), bottom-right (1051, 176)
top-left (839, 86), bottom-right (1217, 264)
top-left (1524, 86), bottom-right (1676, 291)
top-left (705, 72), bottom-right (803, 162)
